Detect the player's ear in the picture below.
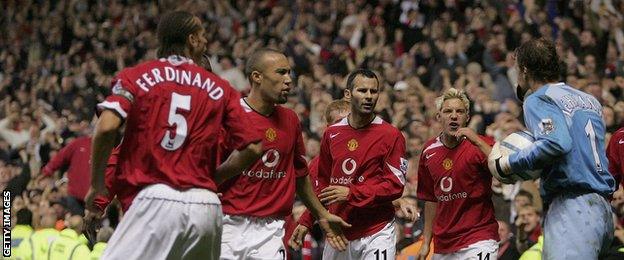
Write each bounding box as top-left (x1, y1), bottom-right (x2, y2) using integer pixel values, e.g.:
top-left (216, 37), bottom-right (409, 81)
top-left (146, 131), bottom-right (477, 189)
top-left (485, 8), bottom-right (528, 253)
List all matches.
top-left (250, 71), bottom-right (262, 85)
top-left (343, 89), bottom-right (351, 100)
top-left (187, 33), bottom-right (198, 49)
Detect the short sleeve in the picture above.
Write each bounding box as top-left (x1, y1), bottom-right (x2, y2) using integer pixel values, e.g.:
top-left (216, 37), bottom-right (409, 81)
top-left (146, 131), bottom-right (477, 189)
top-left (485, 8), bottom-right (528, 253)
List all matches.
top-left (97, 72), bottom-right (137, 119)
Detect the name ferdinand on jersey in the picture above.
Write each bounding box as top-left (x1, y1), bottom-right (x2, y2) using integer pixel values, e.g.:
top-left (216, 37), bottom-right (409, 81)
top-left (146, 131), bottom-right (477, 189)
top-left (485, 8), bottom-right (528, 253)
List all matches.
top-left (134, 66), bottom-right (224, 100)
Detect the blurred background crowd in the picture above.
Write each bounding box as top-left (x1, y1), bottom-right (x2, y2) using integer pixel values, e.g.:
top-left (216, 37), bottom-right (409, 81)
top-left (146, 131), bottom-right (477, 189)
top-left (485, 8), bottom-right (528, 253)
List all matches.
top-left (1, 0), bottom-right (624, 259)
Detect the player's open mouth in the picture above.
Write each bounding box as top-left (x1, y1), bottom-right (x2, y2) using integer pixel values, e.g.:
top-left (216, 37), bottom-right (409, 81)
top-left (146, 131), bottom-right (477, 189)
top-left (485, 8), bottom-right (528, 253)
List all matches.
top-left (449, 122), bottom-right (459, 130)
top-left (362, 103), bottom-right (373, 109)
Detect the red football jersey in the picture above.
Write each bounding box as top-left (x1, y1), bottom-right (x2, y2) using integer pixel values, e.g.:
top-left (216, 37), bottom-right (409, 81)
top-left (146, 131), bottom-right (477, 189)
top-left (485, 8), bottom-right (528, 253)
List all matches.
top-left (97, 55), bottom-right (259, 192)
top-left (42, 136), bottom-right (92, 200)
top-left (218, 99), bottom-right (308, 218)
top-left (417, 136), bottom-right (499, 253)
top-left (94, 148), bottom-right (139, 212)
top-left (607, 128), bottom-right (624, 186)
top-left (299, 116), bottom-right (407, 240)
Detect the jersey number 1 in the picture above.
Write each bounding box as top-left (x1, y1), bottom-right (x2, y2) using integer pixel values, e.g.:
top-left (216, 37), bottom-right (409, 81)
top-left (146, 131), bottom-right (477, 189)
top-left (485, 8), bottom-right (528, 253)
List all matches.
top-left (161, 92), bottom-right (191, 151)
top-left (584, 120), bottom-right (603, 172)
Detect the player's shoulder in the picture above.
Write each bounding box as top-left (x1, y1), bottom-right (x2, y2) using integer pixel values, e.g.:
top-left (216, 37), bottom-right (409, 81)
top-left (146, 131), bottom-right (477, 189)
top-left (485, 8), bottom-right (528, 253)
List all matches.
top-left (422, 136), bottom-right (443, 153)
top-left (611, 128), bottom-right (624, 140)
top-left (274, 105), bottom-right (299, 120)
top-left (376, 117), bottom-right (404, 139)
top-left (327, 117), bottom-right (350, 131)
top-left (239, 98), bottom-right (254, 113)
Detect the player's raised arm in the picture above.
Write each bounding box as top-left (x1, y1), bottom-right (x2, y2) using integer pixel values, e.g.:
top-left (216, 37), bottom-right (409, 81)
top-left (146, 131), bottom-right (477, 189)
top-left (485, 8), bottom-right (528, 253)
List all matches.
top-left (454, 127), bottom-right (492, 155)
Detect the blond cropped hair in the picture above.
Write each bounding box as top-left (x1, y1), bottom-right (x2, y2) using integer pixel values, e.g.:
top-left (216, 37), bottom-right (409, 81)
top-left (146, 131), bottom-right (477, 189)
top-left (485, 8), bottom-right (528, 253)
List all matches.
top-left (435, 88), bottom-right (470, 112)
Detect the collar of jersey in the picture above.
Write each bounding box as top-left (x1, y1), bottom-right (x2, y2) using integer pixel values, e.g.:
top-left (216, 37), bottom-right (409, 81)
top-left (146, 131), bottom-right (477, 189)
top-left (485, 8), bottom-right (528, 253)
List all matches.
top-left (242, 97), bottom-right (275, 118)
top-left (159, 55), bottom-right (194, 66)
top-left (343, 114), bottom-right (382, 130)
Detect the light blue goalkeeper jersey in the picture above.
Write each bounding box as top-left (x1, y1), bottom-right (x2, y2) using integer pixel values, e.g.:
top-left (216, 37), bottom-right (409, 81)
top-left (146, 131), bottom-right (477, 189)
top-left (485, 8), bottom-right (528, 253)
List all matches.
top-left (508, 82), bottom-right (616, 202)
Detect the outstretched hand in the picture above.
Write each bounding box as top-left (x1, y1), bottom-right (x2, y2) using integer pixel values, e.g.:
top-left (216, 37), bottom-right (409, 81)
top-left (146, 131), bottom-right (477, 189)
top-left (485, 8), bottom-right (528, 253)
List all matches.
top-left (318, 213), bottom-right (352, 251)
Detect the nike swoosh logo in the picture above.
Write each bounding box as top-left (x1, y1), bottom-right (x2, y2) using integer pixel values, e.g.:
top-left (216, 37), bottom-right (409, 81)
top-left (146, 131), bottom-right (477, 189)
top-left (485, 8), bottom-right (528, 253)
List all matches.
top-left (426, 153), bottom-right (435, 159)
top-left (619, 139), bottom-right (624, 144)
top-left (330, 133), bottom-right (339, 139)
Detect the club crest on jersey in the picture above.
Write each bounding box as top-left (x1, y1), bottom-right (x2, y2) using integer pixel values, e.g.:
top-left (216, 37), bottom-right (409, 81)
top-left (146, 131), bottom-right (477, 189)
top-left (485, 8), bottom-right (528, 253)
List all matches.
top-left (442, 158), bottom-right (453, 170)
top-left (347, 139), bottom-right (358, 151)
top-left (265, 128), bottom-right (277, 142)
top-left (539, 118), bottom-right (554, 135)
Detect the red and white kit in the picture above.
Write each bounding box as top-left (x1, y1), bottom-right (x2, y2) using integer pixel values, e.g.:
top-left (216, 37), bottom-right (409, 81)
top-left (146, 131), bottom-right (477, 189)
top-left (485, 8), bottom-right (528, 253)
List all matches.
top-left (98, 55), bottom-right (259, 260)
top-left (300, 116), bottom-right (407, 260)
top-left (417, 135), bottom-right (499, 259)
top-left (218, 99), bottom-right (308, 259)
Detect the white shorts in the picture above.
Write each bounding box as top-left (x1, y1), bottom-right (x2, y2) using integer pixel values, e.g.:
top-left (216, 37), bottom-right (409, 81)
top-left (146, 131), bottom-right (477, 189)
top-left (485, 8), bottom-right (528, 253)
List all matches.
top-left (101, 184), bottom-right (222, 260)
top-left (220, 215), bottom-right (286, 260)
top-left (323, 220), bottom-right (397, 260)
top-left (432, 239), bottom-right (498, 260)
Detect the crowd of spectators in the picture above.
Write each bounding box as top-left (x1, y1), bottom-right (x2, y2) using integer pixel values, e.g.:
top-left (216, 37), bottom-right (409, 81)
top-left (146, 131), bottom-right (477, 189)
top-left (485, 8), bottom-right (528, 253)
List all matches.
top-left (1, 0), bottom-right (624, 259)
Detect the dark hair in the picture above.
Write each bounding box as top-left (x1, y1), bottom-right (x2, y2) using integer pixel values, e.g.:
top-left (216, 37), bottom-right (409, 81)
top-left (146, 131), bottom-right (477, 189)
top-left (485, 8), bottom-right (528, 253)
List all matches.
top-left (157, 11), bottom-right (202, 58)
top-left (245, 48), bottom-right (285, 83)
top-left (16, 208), bottom-right (33, 225)
top-left (515, 38), bottom-right (561, 83)
top-left (346, 69), bottom-right (379, 90)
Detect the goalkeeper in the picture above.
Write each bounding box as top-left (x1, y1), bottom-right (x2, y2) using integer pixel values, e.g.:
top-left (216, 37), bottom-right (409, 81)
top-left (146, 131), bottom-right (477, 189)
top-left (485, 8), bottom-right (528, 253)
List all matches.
top-left (488, 38), bottom-right (616, 260)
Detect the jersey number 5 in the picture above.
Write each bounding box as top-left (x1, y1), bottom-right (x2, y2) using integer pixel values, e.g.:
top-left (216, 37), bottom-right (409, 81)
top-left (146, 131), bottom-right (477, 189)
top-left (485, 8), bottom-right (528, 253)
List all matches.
top-left (161, 92), bottom-right (191, 151)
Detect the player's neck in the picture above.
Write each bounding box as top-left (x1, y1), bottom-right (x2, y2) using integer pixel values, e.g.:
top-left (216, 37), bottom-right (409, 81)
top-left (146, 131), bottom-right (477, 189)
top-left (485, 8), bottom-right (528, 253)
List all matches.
top-left (348, 112), bottom-right (375, 129)
top-left (440, 132), bottom-right (461, 148)
top-left (530, 80), bottom-right (558, 92)
top-left (245, 92), bottom-right (275, 116)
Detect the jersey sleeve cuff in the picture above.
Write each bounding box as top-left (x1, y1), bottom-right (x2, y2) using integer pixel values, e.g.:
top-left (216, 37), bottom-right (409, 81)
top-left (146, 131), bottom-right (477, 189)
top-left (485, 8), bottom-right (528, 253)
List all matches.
top-left (97, 101), bottom-right (128, 119)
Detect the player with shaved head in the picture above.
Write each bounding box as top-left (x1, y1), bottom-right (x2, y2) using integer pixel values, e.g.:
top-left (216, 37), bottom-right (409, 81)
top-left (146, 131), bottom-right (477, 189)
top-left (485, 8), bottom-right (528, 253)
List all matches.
top-left (218, 49), bottom-right (350, 259)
